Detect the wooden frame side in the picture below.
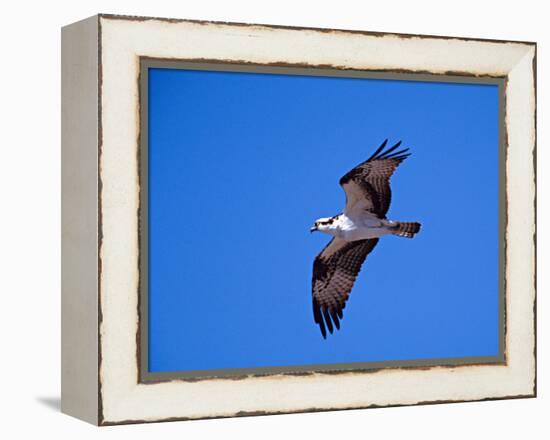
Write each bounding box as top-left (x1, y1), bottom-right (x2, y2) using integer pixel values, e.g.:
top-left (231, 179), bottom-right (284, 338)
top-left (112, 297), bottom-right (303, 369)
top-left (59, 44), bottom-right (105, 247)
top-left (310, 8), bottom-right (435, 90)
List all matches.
top-left (61, 15), bottom-right (100, 425)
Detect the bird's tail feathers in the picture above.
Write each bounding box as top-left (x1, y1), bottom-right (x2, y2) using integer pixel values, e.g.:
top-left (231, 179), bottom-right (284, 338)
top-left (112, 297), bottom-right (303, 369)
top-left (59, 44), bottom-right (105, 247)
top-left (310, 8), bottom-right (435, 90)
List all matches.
top-left (392, 221), bottom-right (421, 238)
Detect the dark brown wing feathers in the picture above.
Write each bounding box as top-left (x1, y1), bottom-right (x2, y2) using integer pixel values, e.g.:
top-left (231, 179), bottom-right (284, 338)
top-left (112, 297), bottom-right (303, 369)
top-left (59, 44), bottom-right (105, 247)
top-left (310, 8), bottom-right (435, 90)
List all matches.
top-left (339, 139), bottom-right (410, 218)
top-left (312, 238), bottom-right (379, 338)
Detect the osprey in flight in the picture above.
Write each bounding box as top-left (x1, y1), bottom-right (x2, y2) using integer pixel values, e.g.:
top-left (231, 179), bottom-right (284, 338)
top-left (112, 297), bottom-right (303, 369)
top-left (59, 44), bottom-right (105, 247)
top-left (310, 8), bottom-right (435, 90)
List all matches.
top-left (310, 139), bottom-right (421, 338)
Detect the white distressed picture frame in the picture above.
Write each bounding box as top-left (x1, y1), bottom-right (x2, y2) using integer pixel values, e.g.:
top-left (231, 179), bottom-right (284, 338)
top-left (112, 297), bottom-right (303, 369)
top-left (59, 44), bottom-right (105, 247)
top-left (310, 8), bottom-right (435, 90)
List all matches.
top-left (61, 14), bottom-right (536, 425)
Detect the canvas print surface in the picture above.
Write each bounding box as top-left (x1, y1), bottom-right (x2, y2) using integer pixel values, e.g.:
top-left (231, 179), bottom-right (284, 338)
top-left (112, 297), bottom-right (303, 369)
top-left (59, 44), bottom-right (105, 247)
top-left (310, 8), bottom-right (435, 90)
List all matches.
top-left (145, 66), bottom-right (501, 375)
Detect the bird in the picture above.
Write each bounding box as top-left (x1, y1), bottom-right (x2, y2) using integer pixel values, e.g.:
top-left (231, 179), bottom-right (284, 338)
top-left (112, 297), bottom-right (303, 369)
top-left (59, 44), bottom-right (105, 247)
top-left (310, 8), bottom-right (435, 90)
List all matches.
top-left (310, 139), bottom-right (421, 339)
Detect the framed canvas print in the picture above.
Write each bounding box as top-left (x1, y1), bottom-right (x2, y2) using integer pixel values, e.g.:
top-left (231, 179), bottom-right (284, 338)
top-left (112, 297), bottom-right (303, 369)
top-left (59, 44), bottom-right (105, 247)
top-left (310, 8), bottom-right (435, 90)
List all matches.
top-left (61, 14), bottom-right (536, 425)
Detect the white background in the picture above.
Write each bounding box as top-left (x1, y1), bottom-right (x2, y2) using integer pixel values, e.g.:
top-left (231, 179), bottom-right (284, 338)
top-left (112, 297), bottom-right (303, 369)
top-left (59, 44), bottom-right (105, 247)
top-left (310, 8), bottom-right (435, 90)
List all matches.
top-left (0, 0), bottom-right (546, 438)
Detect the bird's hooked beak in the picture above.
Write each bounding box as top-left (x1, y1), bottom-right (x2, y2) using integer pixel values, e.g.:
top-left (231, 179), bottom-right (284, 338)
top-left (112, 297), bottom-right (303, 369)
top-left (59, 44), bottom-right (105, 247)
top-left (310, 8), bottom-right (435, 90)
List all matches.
top-left (310, 225), bottom-right (318, 233)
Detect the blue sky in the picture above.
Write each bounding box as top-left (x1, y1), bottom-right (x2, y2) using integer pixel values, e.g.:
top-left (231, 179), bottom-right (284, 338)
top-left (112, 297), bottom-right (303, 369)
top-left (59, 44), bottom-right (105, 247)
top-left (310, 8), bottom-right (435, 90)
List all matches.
top-left (147, 67), bottom-right (500, 373)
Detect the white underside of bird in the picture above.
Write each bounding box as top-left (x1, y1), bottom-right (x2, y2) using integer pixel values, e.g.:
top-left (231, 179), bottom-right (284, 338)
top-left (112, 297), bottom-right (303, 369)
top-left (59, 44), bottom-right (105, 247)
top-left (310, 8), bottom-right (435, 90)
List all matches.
top-left (314, 212), bottom-right (399, 241)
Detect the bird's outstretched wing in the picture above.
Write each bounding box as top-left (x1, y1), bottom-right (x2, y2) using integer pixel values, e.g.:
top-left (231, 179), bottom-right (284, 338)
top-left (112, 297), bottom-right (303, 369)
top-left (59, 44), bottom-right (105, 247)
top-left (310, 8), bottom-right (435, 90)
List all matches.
top-left (340, 139), bottom-right (410, 218)
top-left (312, 237), bottom-right (379, 338)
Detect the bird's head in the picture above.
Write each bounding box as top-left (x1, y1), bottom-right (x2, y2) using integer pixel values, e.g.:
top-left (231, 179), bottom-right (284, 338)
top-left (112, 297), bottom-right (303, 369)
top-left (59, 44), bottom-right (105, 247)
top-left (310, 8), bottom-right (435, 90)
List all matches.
top-left (310, 217), bottom-right (336, 233)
